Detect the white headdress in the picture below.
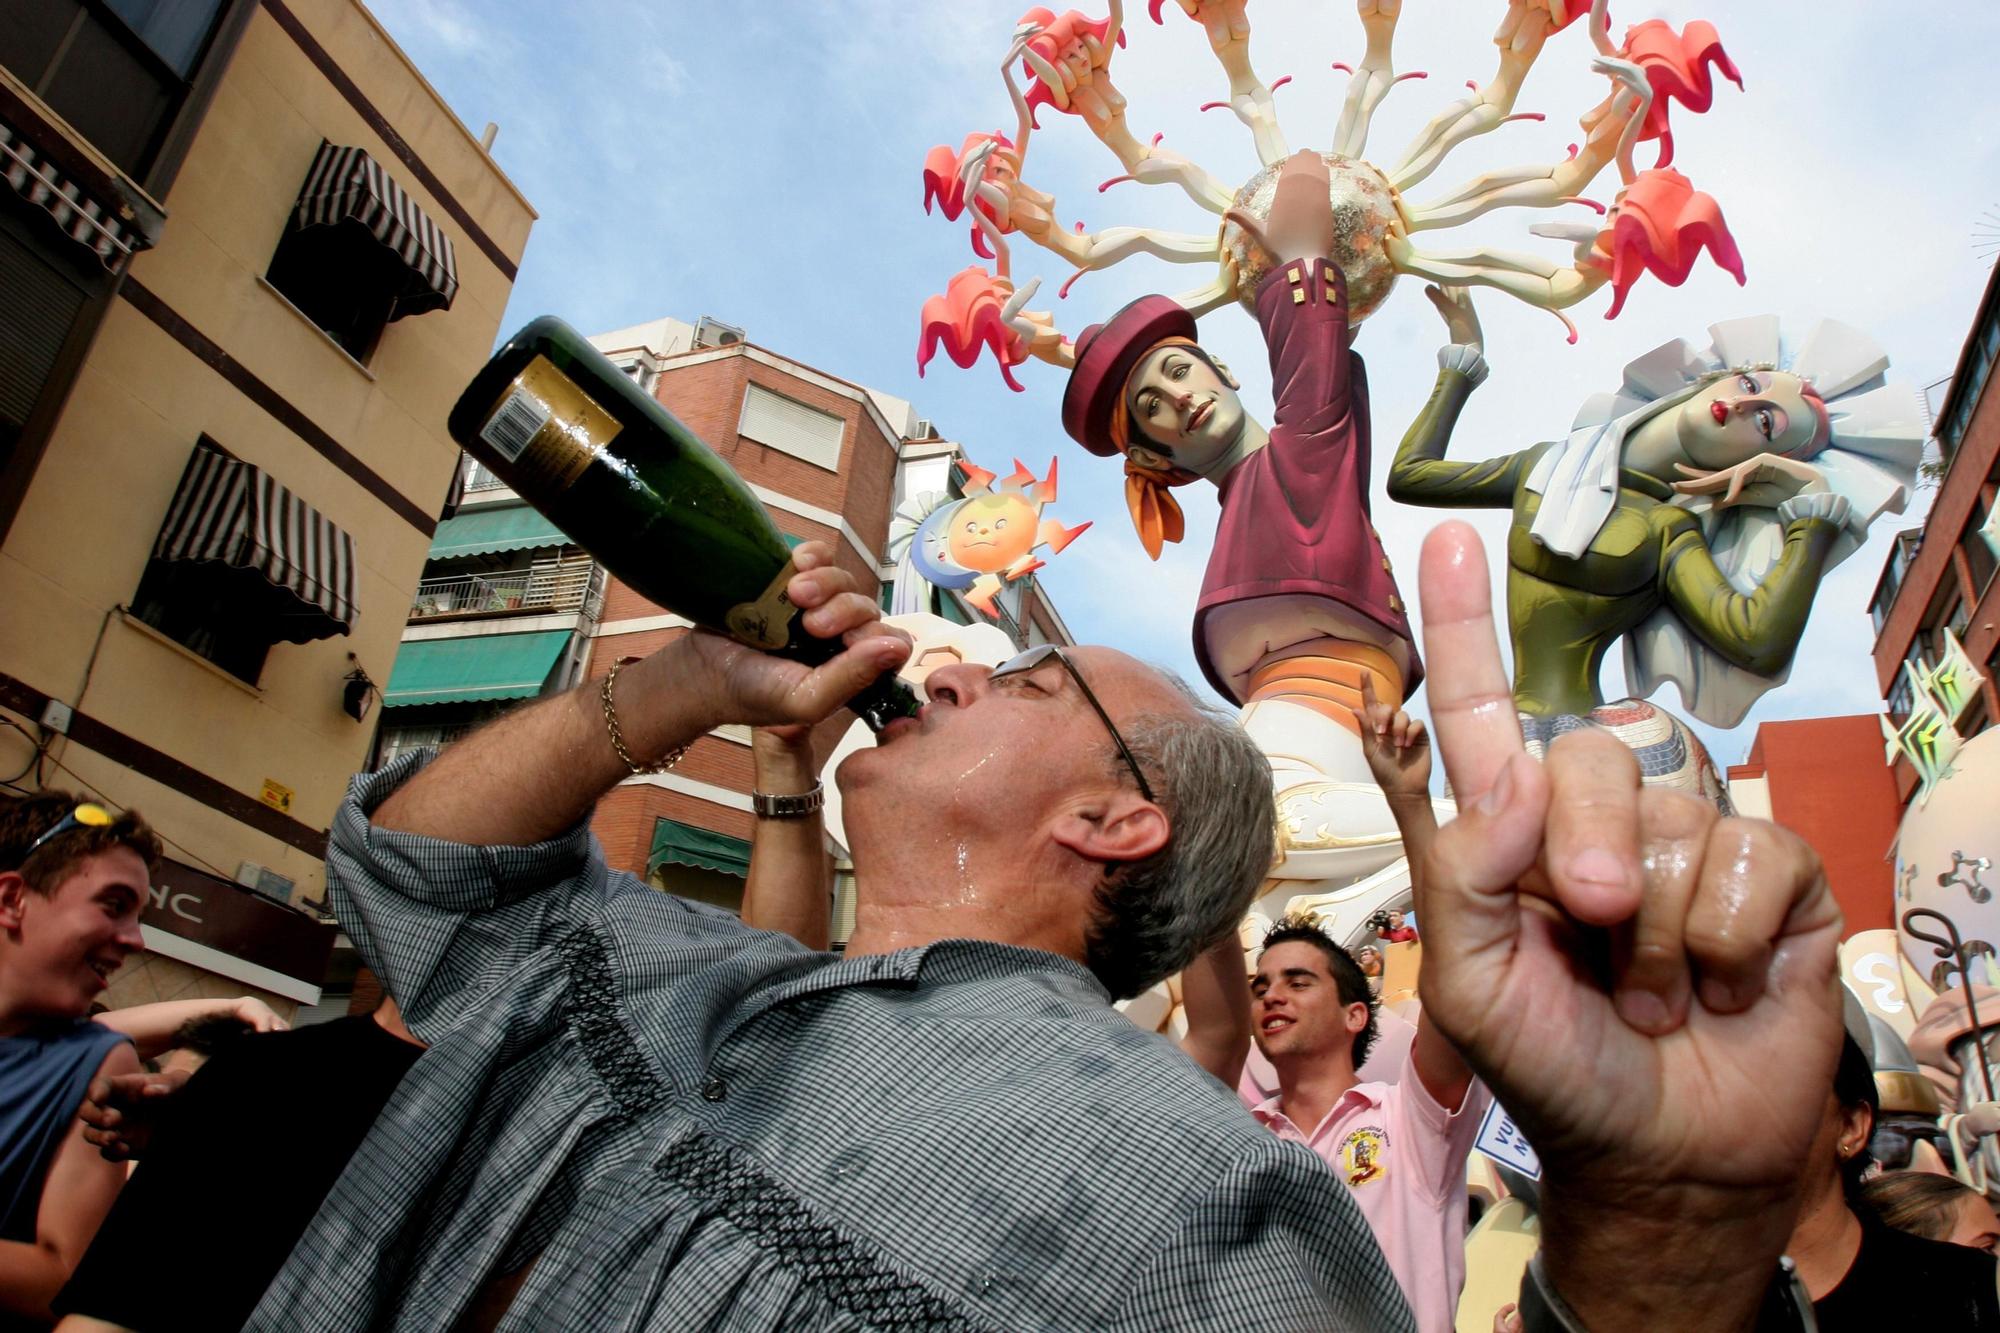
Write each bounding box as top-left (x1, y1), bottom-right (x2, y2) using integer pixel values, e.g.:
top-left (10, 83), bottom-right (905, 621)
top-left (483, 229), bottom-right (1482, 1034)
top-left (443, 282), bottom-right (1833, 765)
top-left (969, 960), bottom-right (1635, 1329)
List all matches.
top-left (1524, 315), bottom-right (1926, 727)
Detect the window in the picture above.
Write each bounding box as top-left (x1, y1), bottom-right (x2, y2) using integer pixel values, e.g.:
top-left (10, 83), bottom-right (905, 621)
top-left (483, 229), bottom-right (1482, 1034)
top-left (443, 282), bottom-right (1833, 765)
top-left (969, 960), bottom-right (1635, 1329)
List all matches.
top-left (0, 0), bottom-right (228, 181)
top-left (1869, 530), bottom-right (1923, 634)
top-left (1923, 595), bottom-right (1970, 665)
top-left (1967, 493), bottom-right (1998, 596)
top-left (0, 227), bottom-right (90, 476)
top-left (265, 144), bottom-right (459, 364)
top-left (266, 222), bottom-right (403, 362)
top-left (376, 721), bottom-right (472, 767)
top-left (134, 441), bottom-right (357, 685)
top-left (131, 560), bottom-right (274, 682)
top-left (1942, 311), bottom-right (1999, 455)
top-left (740, 384), bottom-right (844, 470)
top-left (1888, 641), bottom-right (1927, 721)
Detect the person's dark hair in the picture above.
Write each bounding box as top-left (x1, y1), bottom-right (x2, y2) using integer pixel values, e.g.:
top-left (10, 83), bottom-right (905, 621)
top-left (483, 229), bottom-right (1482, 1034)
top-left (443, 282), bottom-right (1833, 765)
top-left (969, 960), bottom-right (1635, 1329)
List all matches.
top-left (1835, 1035), bottom-right (1880, 1195)
top-left (1259, 918), bottom-right (1380, 1068)
top-left (1081, 675), bottom-right (1276, 1001)
top-left (1860, 1171), bottom-right (1980, 1243)
top-left (168, 1013), bottom-right (255, 1060)
top-left (0, 790), bottom-right (162, 896)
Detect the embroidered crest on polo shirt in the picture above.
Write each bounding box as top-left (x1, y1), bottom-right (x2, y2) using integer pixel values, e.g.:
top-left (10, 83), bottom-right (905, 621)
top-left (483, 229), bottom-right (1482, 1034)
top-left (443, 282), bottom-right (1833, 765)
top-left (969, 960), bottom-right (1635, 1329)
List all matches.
top-left (1339, 1126), bottom-right (1389, 1187)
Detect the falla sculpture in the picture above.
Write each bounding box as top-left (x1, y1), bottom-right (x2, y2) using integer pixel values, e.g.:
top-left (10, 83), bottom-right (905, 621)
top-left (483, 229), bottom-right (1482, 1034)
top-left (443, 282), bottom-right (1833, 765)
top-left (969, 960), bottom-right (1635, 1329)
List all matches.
top-left (916, 0), bottom-right (1754, 884)
top-left (1391, 299), bottom-right (1926, 806)
top-left (887, 457), bottom-right (1091, 618)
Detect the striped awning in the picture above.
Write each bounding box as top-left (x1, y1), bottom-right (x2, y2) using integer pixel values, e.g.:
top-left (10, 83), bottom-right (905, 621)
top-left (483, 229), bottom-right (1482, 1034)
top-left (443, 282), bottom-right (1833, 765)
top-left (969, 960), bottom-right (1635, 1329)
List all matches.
top-left (291, 141), bottom-right (458, 320)
top-left (153, 445), bottom-right (358, 643)
top-left (0, 116), bottom-right (147, 270)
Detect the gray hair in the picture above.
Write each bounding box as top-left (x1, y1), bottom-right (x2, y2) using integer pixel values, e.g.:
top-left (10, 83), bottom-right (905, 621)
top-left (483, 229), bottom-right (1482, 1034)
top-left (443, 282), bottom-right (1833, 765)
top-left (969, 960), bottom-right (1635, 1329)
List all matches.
top-left (1081, 675), bottom-right (1276, 1000)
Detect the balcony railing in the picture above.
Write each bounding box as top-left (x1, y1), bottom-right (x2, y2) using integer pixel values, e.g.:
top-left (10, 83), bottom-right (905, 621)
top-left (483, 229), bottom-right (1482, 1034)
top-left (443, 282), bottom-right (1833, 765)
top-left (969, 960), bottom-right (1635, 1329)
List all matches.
top-left (463, 462), bottom-right (511, 493)
top-left (410, 565), bottom-right (600, 620)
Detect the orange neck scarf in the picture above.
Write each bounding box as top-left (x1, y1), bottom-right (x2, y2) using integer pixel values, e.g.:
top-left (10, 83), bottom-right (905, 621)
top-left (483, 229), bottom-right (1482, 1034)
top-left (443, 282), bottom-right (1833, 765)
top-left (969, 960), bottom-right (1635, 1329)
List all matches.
top-left (1110, 336), bottom-right (1203, 560)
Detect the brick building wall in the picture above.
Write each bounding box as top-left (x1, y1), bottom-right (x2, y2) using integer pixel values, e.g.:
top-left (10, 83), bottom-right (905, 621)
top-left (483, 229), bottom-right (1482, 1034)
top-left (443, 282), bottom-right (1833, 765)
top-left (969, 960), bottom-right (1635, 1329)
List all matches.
top-left (586, 341), bottom-right (910, 883)
top-left (1726, 714), bottom-right (1903, 936)
top-left (1869, 259), bottom-right (2000, 806)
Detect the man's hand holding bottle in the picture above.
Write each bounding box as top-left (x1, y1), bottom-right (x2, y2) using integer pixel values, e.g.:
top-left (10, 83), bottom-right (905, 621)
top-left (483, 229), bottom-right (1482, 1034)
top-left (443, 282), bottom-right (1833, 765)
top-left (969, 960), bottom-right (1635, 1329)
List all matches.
top-left (624, 541), bottom-right (914, 745)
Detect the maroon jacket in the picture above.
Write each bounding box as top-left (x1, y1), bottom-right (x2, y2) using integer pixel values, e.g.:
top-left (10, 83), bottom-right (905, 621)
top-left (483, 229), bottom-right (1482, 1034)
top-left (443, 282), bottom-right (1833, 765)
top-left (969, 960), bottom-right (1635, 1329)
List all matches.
top-left (1192, 258), bottom-right (1420, 700)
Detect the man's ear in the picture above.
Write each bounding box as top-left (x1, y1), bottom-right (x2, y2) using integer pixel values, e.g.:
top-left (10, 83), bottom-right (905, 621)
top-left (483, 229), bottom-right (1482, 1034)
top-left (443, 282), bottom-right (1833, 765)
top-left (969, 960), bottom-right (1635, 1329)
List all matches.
top-left (1050, 790), bottom-right (1170, 868)
top-left (0, 871), bottom-right (30, 932)
top-left (1210, 358), bottom-right (1240, 391)
top-left (1126, 444), bottom-right (1172, 473)
top-left (1345, 1000), bottom-right (1371, 1037)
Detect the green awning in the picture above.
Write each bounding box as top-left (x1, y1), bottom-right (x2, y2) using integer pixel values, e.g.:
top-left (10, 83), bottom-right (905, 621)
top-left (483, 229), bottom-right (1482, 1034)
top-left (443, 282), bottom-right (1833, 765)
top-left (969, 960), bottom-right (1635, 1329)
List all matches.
top-left (428, 504), bottom-right (568, 559)
top-left (383, 630), bottom-right (571, 708)
top-left (648, 818), bottom-right (750, 879)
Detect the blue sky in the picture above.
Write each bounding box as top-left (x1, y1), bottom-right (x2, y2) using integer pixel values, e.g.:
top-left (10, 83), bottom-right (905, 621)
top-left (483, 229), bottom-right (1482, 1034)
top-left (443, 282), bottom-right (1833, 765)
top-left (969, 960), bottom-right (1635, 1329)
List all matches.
top-left (375, 0), bottom-right (2000, 768)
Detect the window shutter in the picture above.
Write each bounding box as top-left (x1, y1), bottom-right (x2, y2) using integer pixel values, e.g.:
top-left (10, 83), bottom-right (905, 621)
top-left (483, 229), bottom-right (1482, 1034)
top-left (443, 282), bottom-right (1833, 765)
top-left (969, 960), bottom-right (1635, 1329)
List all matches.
top-left (740, 384), bottom-right (844, 470)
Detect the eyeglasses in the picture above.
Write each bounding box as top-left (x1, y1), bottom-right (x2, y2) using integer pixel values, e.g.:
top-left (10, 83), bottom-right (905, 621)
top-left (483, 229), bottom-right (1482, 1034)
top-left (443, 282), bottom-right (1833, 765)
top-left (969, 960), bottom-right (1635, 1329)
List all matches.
top-left (23, 803), bottom-right (114, 859)
top-left (988, 645), bottom-right (1156, 803)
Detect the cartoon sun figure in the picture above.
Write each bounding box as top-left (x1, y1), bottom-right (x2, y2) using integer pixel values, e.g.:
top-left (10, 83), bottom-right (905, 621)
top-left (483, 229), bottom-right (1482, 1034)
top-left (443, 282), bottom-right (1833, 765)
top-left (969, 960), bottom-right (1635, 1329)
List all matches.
top-left (893, 458), bottom-right (1091, 617)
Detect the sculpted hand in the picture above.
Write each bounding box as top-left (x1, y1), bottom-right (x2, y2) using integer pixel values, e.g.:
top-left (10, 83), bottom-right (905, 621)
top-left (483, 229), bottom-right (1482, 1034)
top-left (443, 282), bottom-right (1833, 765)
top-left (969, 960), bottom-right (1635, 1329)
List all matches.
top-left (1671, 453), bottom-right (1828, 511)
top-left (1357, 673), bottom-right (1431, 804)
top-left (80, 1066), bottom-right (192, 1161)
top-left (1414, 521), bottom-right (1842, 1329)
top-left (670, 542), bottom-right (911, 732)
top-left (1423, 284), bottom-right (1483, 351)
top-left (1224, 149), bottom-right (1333, 264)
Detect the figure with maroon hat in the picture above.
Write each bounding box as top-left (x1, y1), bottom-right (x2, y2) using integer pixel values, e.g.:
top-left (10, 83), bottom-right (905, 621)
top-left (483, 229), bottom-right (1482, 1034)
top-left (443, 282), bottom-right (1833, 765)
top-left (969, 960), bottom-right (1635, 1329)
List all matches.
top-left (1061, 150), bottom-right (1422, 880)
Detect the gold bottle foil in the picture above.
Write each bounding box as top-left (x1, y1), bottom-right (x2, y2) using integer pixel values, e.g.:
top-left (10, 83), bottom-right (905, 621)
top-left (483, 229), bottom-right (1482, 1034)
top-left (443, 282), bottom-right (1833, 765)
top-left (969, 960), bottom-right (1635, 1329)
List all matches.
top-left (478, 354), bottom-right (621, 494)
top-left (725, 558), bottom-right (797, 651)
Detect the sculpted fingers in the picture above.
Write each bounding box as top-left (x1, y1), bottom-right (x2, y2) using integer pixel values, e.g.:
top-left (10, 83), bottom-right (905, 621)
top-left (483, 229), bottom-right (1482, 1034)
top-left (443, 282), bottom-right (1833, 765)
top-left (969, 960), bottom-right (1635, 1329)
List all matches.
top-left (1685, 818), bottom-right (1833, 1014)
top-left (1418, 522), bottom-right (1526, 803)
top-left (1540, 729), bottom-right (1642, 926)
top-left (1611, 791), bottom-right (1717, 1034)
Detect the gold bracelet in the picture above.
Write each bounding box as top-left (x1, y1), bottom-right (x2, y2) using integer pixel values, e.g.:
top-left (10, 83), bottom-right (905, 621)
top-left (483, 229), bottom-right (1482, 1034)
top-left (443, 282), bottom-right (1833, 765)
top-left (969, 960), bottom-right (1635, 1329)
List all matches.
top-left (600, 658), bottom-right (687, 776)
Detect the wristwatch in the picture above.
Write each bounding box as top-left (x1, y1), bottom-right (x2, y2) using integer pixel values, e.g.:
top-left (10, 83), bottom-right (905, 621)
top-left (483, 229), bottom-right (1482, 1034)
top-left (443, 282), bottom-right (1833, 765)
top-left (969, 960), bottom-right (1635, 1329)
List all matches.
top-left (751, 783), bottom-right (824, 819)
top-left (1518, 1253), bottom-right (1817, 1332)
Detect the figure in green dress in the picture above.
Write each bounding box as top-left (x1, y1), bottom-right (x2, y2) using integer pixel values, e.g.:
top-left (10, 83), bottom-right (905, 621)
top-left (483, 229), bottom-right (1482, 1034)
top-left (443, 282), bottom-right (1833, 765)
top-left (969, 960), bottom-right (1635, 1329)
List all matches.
top-left (1388, 290), bottom-right (1926, 804)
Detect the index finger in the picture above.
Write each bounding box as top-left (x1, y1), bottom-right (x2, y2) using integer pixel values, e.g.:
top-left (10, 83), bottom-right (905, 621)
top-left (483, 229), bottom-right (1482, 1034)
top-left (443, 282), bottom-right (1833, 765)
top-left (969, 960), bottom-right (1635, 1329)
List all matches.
top-left (1418, 522), bottom-right (1525, 804)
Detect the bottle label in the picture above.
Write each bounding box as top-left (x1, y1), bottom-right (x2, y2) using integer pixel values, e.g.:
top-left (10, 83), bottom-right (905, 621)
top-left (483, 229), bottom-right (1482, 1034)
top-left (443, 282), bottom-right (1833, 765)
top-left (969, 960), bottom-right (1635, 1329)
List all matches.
top-left (477, 355), bottom-right (620, 494)
top-left (725, 559), bottom-right (798, 650)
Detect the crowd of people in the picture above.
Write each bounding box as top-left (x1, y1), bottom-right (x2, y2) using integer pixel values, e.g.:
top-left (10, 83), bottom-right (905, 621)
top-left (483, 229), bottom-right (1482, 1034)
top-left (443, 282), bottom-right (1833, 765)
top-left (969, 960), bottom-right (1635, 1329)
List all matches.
top-left (3, 532), bottom-right (1997, 1329)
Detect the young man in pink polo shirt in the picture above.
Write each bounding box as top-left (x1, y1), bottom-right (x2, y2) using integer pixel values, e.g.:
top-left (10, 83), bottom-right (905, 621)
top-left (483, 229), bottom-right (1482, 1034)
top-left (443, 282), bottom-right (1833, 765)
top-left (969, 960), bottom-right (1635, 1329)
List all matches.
top-left (1200, 681), bottom-right (1490, 1331)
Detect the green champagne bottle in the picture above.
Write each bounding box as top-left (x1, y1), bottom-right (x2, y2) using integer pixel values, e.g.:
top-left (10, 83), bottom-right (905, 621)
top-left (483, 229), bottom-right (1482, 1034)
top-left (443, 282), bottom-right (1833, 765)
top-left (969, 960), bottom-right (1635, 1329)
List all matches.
top-left (446, 316), bottom-right (920, 733)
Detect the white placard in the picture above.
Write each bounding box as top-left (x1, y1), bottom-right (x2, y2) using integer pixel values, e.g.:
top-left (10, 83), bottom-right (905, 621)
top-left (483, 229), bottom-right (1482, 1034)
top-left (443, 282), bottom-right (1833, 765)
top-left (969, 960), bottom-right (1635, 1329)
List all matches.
top-left (1474, 1100), bottom-right (1542, 1180)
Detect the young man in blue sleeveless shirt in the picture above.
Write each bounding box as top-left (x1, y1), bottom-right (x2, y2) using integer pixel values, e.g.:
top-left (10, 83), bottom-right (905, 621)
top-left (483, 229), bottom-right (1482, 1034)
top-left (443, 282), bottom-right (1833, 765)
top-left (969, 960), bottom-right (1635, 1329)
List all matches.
top-left (0, 794), bottom-right (156, 1327)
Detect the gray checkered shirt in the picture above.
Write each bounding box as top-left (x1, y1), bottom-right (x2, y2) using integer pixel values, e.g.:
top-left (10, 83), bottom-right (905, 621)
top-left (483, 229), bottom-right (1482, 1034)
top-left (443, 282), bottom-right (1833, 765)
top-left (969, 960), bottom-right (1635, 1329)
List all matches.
top-left (254, 753), bottom-right (1414, 1330)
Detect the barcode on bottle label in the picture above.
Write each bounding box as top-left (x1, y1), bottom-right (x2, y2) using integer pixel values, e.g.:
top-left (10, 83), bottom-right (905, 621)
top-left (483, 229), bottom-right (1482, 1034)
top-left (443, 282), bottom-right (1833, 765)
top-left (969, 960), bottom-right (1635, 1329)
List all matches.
top-left (481, 389), bottom-right (554, 462)
top-left (478, 355), bottom-right (619, 496)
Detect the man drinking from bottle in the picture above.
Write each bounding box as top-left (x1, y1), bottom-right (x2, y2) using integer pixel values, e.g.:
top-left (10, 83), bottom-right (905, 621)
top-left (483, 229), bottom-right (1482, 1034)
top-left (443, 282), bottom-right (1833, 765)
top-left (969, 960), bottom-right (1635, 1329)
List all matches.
top-left (250, 536), bottom-right (1847, 1333)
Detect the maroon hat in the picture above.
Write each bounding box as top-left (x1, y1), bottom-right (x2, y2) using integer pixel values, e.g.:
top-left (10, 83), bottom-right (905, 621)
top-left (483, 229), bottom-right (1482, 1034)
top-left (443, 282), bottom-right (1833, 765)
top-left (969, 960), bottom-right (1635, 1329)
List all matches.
top-left (1061, 295), bottom-right (1198, 457)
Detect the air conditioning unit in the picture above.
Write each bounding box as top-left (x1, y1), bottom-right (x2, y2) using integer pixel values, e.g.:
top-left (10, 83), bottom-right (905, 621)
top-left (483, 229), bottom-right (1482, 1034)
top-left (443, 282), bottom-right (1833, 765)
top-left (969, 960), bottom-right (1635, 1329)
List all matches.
top-left (234, 861), bottom-right (297, 903)
top-left (694, 316), bottom-right (746, 349)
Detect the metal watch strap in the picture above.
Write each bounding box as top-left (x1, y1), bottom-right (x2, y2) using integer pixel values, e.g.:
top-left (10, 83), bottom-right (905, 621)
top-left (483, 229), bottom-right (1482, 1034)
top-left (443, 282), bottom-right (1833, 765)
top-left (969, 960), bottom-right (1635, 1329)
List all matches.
top-left (751, 784), bottom-right (824, 819)
top-left (1518, 1255), bottom-right (1589, 1333)
top-left (1519, 1253), bottom-right (1818, 1333)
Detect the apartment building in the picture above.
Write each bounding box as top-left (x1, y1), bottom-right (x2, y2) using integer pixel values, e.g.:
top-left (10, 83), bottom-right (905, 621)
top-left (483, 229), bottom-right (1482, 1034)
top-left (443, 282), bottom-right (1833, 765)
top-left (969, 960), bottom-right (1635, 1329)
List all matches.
top-left (0, 0), bottom-right (533, 1013)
